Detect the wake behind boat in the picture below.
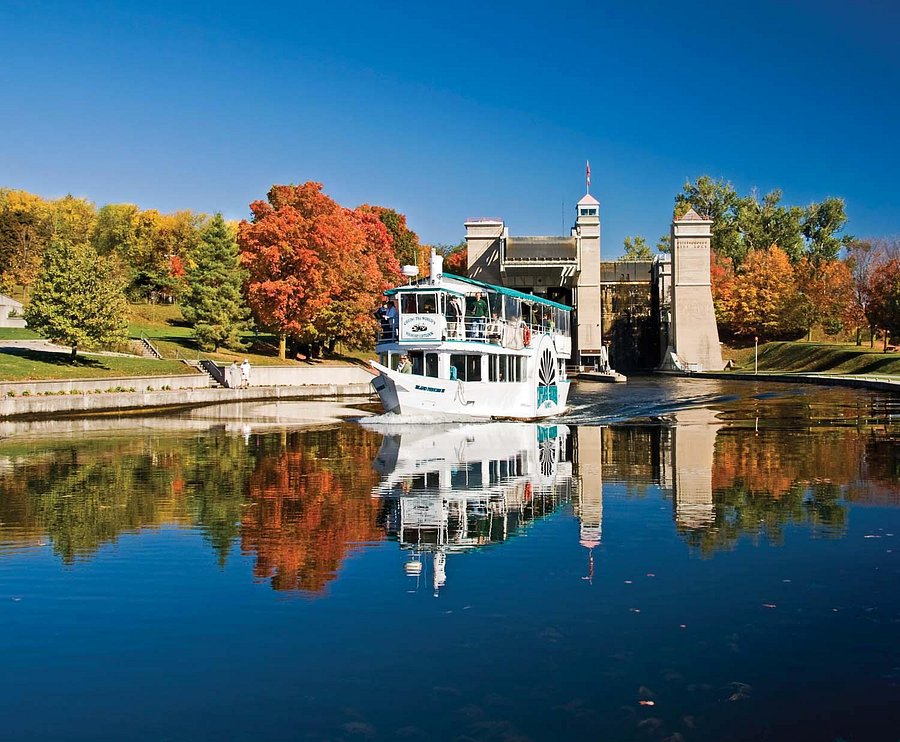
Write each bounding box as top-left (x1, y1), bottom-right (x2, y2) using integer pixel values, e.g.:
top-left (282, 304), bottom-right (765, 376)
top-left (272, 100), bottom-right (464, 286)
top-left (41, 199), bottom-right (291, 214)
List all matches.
top-left (370, 251), bottom-right (572, 420)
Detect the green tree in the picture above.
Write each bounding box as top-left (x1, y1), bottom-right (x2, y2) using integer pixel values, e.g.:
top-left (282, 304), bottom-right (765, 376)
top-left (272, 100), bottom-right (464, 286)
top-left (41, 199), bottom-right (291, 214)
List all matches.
top-left (735, 189), bottom-right (804, 261)
top-left (24, 240), bottom-right (128, 357)
top-left (655, 234), bottom-right (671, 253)
top-left (181, 214), bottom-right (250, 351)
top-left (622, 235), bottom-right (652, 259)
top-left (675, 176), bottom-right (742, 261)
top-left (801, 197), bottom-right (851, 264)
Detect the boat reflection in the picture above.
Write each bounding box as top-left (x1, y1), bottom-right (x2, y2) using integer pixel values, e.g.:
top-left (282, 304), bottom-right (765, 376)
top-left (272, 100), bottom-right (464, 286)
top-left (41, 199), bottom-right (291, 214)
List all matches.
top-left (370, 423), bottom-right (575, 594)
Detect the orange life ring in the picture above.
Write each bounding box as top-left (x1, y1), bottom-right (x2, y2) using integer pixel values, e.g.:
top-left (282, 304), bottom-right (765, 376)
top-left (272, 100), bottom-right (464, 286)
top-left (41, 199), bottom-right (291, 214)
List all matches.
top-left (523, 325), bottom-right (531, 347)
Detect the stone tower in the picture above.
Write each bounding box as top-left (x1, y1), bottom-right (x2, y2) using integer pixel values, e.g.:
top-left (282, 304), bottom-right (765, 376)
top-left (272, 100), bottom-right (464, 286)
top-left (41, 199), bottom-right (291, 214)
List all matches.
top-left (574, 194), bottom-right (603, 364)
top-left (667, 208), bottom-right (724, 371)
top-left (463, 218), bottom-right (504, 284)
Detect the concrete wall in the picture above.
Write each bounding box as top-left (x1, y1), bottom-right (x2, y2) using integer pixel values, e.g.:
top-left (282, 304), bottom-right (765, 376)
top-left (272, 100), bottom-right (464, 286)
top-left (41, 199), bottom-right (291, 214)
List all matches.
top-left (221, 365), bottom-right (374, 387)
top-left (0, 380), bottom-right (374, 419)
top-left (465, 219), bottom-right (504, 284)
top-left (0, 373), bottom-right (211, 397)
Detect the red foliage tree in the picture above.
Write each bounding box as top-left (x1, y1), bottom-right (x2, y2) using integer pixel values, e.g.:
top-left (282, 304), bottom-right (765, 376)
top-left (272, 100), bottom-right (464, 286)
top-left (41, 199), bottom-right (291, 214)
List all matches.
top-left (443, 243), bottom-right (468, 275)
top-left (238, 183), bottom-right (400, 357)
top-left (866, 258), bottom-right (900, 350)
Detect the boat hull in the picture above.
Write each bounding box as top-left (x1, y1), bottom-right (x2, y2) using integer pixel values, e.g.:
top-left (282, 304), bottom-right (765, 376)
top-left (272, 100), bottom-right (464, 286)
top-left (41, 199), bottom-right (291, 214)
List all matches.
top-left (369, 360), bottom-right (570, 421)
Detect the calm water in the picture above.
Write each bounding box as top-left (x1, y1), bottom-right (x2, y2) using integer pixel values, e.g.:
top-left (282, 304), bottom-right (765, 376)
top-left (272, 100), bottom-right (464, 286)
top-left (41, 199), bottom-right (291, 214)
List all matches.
top-left (1, 378), bottom-right (899, 741)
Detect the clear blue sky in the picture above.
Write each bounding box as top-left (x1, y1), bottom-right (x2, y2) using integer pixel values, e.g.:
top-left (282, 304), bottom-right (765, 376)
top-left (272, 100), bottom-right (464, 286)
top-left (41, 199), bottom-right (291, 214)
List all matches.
top-left (1, 0), bottom-right (897, 257)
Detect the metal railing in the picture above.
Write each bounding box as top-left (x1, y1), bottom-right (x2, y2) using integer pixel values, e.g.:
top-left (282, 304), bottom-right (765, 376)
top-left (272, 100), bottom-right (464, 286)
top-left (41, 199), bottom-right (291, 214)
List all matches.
top-left (377, 317), bottom-right (567, 347)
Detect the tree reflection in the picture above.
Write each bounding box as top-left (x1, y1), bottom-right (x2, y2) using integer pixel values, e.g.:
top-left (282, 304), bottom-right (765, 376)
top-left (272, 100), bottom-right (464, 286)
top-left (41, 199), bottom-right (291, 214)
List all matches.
top-left (240, 427), bottom-right (385, 594)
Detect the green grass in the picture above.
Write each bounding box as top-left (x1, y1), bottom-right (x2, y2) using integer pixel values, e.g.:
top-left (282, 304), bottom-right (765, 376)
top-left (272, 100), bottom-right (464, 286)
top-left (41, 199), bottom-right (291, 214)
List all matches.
top-left (0, 327), bottom-right (41, 340)
top-left (0, 348), bottom-right (192, 381)
top-left (725, 340), bottom-right (900, 376)
top-left (127, 303), bottom-right (371, 367)
top-left (0, 302), bottom-right (374, 381)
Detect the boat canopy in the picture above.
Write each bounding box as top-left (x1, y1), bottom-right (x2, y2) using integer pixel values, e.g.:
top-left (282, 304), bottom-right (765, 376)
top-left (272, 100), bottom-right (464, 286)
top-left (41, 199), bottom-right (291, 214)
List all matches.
top-left (442, 273), bottom-right (572, 311)
top-left (385, 273), bottom-right (572, 311)
top-left (384, 285), bottom-right (466, 298)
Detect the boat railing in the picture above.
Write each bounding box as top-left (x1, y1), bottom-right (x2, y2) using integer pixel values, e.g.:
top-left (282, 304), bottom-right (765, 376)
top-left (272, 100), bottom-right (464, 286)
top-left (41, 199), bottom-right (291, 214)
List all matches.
top-left (377, 316), bottom-right (569, 348)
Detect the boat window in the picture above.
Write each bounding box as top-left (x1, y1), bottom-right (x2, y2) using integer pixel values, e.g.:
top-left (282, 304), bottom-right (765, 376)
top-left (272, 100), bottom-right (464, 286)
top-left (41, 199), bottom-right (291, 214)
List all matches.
top-left (450, 353), bottom-right (482, 382)
top-left (419, 293), bottom-right (437, 314)
top-left (504, 296), bottom-right (521, 322)
top-left (489, 293), bottom-right (503, 318)
top-left (401, 294), bottom-right (417, 314)
top-left (424, 352), bottom-right (438, 378)
top-left (409, 350), bottom-right (424, 375)
top-left (466, 355), bottom-right (481, 381)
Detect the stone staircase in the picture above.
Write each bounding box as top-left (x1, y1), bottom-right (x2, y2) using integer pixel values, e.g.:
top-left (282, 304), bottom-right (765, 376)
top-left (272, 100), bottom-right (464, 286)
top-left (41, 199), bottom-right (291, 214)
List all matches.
top-left (132, 335), bottom-right (163, 360)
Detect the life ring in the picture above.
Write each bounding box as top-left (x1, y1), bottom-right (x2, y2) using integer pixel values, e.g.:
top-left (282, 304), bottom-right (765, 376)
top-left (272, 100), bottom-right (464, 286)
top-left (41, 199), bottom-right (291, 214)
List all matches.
top-left (523, 325), bottom-right (531, 347)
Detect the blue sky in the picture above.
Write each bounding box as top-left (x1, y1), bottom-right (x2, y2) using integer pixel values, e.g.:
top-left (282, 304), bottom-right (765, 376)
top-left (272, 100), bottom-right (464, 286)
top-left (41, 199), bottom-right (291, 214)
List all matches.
top-left (1, 0), bottom-right (897, 257)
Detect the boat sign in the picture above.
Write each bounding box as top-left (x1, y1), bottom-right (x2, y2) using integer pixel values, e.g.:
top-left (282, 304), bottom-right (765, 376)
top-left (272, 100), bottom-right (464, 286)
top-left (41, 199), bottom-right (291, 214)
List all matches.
top-left (401, 314), bottom-right (442, 341)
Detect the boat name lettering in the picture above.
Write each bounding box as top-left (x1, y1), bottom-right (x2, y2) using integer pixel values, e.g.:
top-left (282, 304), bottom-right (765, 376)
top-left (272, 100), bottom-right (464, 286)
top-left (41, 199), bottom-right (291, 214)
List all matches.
top-left (414, 384), bottom-right (445, 393)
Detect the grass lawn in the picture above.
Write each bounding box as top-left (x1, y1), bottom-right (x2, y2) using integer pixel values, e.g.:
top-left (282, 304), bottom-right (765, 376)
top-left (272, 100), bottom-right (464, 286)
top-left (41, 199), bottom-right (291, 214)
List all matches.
top-left (724, 340), bottom-right (900, 376)
top-left (0, 303), bottom-right (376, 381)
top-left (128, 303), bottom-right (372, 367)
top-left (0, 327), bottom-right (41, 340)
top-left (0, 348), bottom-right (192, 381)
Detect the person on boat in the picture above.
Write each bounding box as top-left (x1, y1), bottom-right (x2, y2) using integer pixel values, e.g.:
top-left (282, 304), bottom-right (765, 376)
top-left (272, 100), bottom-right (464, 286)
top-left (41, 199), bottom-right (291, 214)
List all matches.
top-left (471, 292), bottom-right (488, 339)
top-left (375, 300), bottom-right (391, 338)
top-left (385, 299), bottom-right (398, 339)
top-left (448, 295), bottom-right (464, 339)
top-left (486, 313), bottom-right (502, 344)
top-left (398, 355), bottom-right (412, 373)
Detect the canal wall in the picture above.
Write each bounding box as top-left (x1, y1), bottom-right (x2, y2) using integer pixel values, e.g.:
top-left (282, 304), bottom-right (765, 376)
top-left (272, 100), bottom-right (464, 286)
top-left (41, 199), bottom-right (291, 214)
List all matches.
top-left (696, 371), bottom-right (900, 393)
top-left (0, 367), bottom-right (376, 419)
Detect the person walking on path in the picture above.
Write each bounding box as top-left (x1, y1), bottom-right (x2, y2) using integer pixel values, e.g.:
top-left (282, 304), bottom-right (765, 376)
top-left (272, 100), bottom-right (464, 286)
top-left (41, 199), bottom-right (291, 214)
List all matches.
top-left (240, 358), bottom-right (252, 388)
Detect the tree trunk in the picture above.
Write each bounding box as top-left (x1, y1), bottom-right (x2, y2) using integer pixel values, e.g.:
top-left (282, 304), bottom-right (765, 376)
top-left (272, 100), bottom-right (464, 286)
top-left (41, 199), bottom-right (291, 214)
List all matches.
top-left (278, 333), bottom-right (286, 360)
top-left (856, 326), bottom-right (861, 346)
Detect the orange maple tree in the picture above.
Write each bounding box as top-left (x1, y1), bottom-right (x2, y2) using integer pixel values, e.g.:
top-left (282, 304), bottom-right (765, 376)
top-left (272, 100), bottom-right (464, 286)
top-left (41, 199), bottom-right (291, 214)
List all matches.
top-left (238, 183), bottom-right (401, 357)
top-left (713, 245), bottom-right (805, 339)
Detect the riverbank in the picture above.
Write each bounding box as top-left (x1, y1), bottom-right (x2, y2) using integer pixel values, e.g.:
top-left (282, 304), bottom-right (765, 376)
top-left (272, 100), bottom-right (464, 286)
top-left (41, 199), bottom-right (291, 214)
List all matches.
top-left (696, 370), bottom-right (900, 394)
top-left (0, 366), bottom-right (372, 420)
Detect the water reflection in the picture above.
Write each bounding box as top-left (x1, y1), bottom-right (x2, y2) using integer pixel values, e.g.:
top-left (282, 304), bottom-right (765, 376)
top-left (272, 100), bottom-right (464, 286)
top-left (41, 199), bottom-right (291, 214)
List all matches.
top-left (0, 391), bottom-right (898, 593)
top-left (370, 423), bottom-right (575, 593)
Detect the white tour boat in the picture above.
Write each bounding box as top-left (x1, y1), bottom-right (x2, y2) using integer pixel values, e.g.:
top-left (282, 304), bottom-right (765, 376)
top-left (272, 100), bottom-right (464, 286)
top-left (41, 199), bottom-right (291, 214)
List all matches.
top-left (370, 252), bottom-right (572, 420)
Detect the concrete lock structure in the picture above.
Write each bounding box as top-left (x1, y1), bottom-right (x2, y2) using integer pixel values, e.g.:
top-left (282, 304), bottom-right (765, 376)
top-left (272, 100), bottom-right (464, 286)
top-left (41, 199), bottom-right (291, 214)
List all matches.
top-left (465, 190), bottom-right (724, 373)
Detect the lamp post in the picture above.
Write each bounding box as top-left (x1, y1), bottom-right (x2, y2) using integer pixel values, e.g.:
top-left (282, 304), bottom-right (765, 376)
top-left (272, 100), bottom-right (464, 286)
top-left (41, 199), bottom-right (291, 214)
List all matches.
top-left (754, 336), bottom-right (758, 375)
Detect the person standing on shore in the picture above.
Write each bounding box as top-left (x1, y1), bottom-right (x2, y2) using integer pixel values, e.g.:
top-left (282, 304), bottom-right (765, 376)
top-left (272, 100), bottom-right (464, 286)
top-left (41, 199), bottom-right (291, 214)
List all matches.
top-left (240, 358), bottom-right (251, 388)
top-left (228, 361), bottom-right (241, 388)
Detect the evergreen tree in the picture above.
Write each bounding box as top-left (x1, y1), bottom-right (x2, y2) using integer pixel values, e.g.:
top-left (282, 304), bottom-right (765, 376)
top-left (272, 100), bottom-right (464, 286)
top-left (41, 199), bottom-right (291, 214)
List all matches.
top-left (24, 239), bottom-right (128, 357)
top-left (182, 213), bottom-right (249, 351)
